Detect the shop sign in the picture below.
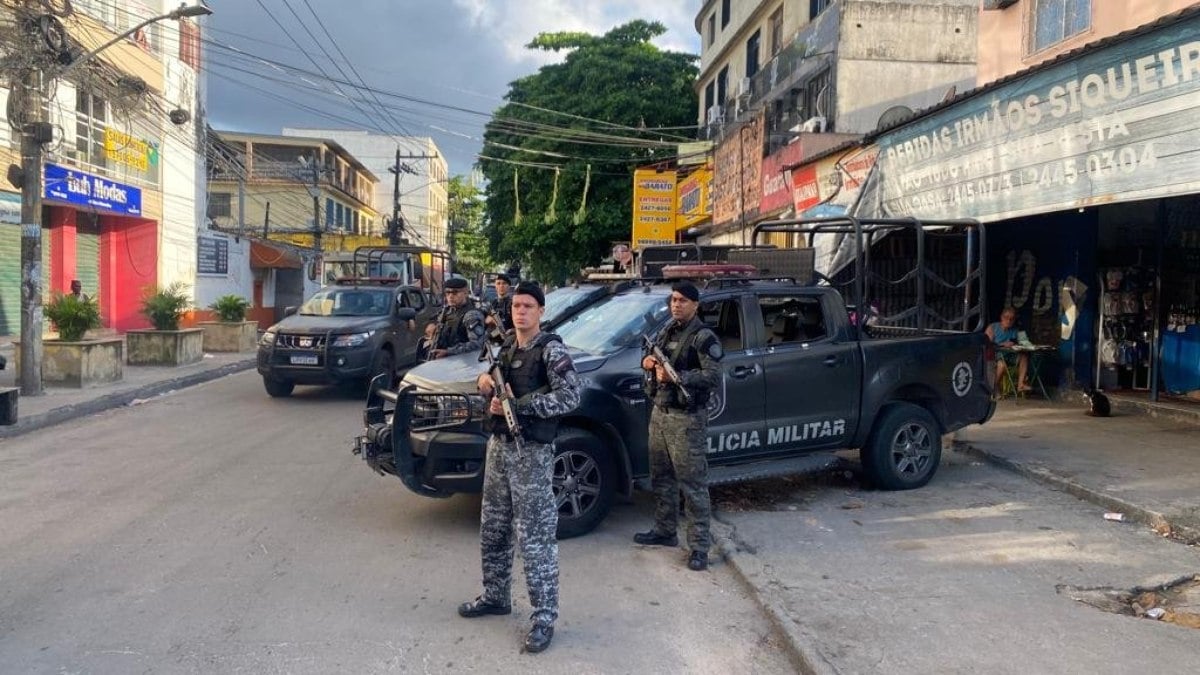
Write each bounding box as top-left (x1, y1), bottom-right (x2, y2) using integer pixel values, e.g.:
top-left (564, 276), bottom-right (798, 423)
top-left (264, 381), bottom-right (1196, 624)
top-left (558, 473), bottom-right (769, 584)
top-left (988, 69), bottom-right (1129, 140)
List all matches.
top-left (103, 128), bottom-right (158, 172)
top-left (760, 141), bottom-right (807, 214)
top-left (712, 113), bottom-right (765, 227)
top-left (44, 163), bottom-right (142, 216)
top-left (0, 191), bottom-right (20, 224)
top-left (197, 235), bottom-right (229, 275)
top-left (871, 16), bottom-right (1200, 222)
top-left (632, 168), bottom-right (677, 249)
top-left (676, 163), bottom-right (712, 230)
top-left (792, 165), bottom-right (821, 212)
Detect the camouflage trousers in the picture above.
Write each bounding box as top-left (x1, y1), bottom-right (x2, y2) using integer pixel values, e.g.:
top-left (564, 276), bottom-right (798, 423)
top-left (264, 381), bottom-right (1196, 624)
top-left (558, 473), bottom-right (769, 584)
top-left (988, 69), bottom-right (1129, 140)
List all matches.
top-left (648, 408), bottom-right (711, 553)
top-left (479, 435), bottom-right (559, 627)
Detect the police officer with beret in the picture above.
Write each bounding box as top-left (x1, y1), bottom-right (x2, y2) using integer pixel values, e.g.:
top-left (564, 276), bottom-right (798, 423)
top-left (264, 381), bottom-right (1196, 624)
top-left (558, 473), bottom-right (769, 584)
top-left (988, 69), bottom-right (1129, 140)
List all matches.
top-left (634, 281), bottom-right (723, 571)
top-left (429, 277), bottom-right (486, 359)
top-left (459, 281), bottom-right (581, 654)
top-left (486, 273), bottom-right (514, 332)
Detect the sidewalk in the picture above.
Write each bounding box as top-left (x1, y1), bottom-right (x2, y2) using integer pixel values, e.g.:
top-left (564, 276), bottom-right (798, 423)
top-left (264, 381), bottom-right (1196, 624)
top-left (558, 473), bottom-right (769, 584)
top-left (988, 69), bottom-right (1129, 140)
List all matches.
top-left (712, 399), bottom-right (1200, 674)
top-left (0, 341), bottom-right (255, 439)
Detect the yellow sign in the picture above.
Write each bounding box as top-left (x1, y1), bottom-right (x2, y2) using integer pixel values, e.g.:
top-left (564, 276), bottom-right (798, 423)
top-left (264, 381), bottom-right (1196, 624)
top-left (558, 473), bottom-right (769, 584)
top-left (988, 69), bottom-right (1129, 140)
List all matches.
top-left (632, 168), bottom-right (677, 249)
top-left (103, 128), bottom-right (153, 172)
top-left (676, 163), bottom-right (712, 230)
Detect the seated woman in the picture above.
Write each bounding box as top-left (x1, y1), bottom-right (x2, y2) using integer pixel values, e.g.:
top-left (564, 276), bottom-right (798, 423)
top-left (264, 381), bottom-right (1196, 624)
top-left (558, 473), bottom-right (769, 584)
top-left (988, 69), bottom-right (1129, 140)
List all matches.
top-left (986, 307), bottom-right (1030, 393)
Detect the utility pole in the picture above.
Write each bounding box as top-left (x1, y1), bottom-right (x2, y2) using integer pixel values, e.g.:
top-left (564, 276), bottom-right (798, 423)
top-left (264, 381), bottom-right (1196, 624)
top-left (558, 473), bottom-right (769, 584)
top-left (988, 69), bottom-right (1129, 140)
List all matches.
top-left (386, 146), bottom-right (438, 246)
top-left (307, 160), bottom-right (322, 254)
top-left (263, 202), bottom-right (271, 238)
top-left (17, 69), bottom-right (49, 396)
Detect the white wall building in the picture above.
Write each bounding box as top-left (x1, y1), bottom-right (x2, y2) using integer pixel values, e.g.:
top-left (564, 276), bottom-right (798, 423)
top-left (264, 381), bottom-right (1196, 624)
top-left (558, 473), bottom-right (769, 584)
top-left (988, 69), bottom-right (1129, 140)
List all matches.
top-left (282, 129), bottom-right (449, 250)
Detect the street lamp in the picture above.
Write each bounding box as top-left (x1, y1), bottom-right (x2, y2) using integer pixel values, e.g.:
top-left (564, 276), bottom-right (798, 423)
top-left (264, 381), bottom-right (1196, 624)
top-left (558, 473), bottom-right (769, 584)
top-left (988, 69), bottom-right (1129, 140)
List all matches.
top-left (17, 2), bottom-right (213, 396)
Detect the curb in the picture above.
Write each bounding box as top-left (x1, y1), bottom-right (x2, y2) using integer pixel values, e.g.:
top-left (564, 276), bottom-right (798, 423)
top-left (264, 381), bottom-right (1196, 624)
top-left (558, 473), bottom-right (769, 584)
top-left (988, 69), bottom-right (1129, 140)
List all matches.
top-left (0, 358), bottom-right (256, 440)
top-left (956, 442), bottom-right (1200, 545)
top-left (711, 522), bottom-right (839, 675)
top-left (1109, 396), bottom-right (1200, 428)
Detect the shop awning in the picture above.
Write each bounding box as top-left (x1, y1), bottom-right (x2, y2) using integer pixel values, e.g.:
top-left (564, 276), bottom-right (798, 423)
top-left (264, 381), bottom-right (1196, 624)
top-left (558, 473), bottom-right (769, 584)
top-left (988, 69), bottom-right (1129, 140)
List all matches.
top-left (250, 240), bottom-right (303, 269)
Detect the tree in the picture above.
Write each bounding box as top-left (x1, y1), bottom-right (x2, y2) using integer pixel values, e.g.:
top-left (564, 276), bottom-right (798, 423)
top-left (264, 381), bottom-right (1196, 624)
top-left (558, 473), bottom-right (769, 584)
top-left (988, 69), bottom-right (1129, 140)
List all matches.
top-left (447, 175), bottom-right (493, 280)
top-left (481, 20), bottom-right (698, 283)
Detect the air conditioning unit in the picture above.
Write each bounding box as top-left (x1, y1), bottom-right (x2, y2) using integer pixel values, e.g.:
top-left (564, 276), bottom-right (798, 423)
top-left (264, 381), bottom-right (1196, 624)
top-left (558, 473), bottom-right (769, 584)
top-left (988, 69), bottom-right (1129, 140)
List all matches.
top-left (737, 77), bottom-right (752, 98)
top-left (800, 116), bottom-right (826, 133)
top-left (982, 0), bottom-right (1018, 9)
top-left (706, 104), bottom-right (724, 125)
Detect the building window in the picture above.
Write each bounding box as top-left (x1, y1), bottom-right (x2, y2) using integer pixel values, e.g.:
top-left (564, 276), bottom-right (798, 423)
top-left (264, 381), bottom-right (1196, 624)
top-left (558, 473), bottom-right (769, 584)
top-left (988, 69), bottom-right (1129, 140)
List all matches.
top-left (721, 0), bottom-right (731, 29)
top-left (746, 30), bottom-right (761, 78)
top-left (704, 80), bottom-right (715, 115)
top-left (207, 192), bottom-right (231, 219)
top-left (75, 90), bottom-right (108, 169)
top-left (179, 18), bottom-right (201, 70)
top-left (769, 7), bottom-right (785, 56)
top-left (326, 198), bottom-right (334, 229)
top-left (810, 0), bottom-right (831, 20)
top-left (803, 69), bottom-right (832, 123)
top-left (708, 13), bottom-right (716, 46)
top-left (1031, 0), bottom-right (1091, 53)
top-left (717, 65), bottom-right (729, 103)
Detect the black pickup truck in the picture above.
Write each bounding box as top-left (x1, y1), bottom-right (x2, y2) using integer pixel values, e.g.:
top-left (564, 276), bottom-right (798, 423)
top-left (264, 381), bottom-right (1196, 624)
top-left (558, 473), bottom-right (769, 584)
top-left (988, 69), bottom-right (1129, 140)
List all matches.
top-left (256, 281), bottom-right (438, 397)
top-left (354, 219), bottom-right (997, 538)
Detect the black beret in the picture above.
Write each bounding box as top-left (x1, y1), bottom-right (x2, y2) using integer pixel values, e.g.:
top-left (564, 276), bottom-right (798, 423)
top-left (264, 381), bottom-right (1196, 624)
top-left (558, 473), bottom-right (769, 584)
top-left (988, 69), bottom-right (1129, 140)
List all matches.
top-left (496, 273), bottom-right (512, 284)
top-left (444, 277), bottom-right (468, 290)
top-left (671, 281), bottom-right (700, 302)
top-left (513, 281), bottom-right (545, 306)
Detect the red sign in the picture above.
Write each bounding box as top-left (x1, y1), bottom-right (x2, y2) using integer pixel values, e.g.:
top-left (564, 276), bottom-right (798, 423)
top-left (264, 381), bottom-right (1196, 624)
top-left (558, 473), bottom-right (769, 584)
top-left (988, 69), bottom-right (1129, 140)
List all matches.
top-left (792, 165), bottom-right (820, 212)
top-left (759, 142), bottom-right (807, 215)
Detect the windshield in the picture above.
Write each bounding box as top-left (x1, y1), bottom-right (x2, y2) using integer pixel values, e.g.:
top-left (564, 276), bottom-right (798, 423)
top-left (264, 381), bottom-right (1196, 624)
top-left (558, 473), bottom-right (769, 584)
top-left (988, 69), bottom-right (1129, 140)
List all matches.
top-left (299, 288), bottom-right (394, 316)
top-left (542, 285), bottom-right (600, 327)
top-left (555, 291), bottom-right (669, 355)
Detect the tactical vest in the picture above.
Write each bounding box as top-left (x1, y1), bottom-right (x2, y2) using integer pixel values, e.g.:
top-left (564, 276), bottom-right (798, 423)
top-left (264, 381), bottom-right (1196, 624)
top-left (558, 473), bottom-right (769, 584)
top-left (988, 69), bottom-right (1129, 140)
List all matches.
top-left (652, 318), bottom-right (711, 410)
top-left (494, 295), bottom-right (513, 331)
top-left (490, 332), bottom-right (560, 444)
top-left (436, 301), bottom-right (475, 349)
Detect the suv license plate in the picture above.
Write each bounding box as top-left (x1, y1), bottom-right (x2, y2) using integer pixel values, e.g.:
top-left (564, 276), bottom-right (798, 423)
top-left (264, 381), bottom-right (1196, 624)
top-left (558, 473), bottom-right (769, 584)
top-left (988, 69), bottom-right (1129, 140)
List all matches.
top-left (290, 354), bottom-right (319, 365)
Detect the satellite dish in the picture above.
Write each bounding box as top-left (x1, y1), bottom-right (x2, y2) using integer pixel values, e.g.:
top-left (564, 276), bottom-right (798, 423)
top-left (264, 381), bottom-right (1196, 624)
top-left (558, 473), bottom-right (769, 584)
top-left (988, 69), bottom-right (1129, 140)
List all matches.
top-left (876, 105), bottom-right (913, 131)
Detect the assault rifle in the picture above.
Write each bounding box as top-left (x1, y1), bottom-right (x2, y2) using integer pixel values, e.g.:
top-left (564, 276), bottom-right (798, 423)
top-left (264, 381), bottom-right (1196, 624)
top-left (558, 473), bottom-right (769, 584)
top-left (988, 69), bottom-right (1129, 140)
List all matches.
top-left (425, 305), bottom-right (453, 361)
top-left (479, 339), bottom-right (525, 451)
top-left (641, 335), bottom-right (692, 406)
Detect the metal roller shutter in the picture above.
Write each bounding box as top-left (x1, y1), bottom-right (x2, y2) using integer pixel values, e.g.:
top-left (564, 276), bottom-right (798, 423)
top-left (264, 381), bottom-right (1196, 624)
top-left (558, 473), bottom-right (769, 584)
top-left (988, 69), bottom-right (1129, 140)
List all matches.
top-left (0, 223), bottom-right (18, 336)
top-left (75, 226), bottom-right (100, 301)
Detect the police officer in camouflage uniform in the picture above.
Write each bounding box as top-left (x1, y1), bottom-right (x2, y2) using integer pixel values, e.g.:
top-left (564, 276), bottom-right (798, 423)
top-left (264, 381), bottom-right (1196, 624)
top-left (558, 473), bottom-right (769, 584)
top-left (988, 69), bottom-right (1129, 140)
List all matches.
top-left (634, 281), bottom-right (723, 571)
top-left (485, 273), bottom-right (514, 332)
top-left (428, 277), bottom-right (486, 359)
top-left (458, 281), bottom-right (581, 654)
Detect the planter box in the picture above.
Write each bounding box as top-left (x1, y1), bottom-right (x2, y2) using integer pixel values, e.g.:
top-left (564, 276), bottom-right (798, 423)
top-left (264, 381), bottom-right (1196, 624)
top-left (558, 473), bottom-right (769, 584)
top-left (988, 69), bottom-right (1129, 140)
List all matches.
top-left (198, 321), bottom-right (259, 352)
top-left (126, 329), bottom-right (205, 366)
top-left (13, 337), bottom-right (125, 388)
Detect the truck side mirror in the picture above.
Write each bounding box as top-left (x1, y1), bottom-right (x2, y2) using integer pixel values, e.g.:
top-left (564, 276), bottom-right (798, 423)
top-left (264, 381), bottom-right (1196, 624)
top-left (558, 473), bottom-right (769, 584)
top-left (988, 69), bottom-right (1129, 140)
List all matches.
top-left (397, 307), bottom-right (417, 322)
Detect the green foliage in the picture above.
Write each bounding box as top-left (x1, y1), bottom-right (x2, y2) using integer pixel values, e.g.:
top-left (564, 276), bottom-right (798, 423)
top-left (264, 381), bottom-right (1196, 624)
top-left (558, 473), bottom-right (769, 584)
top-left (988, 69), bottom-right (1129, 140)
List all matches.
top-left (481, 20), bottom-right (699, 283)
top-left (140, 282), bottom-right (191, 331)
top-left (448, 175), bottom-right (494, 279)
top-left (209, 294), bottom-right (250, 322)
top-left (44, 293), bottom-right (102, 342)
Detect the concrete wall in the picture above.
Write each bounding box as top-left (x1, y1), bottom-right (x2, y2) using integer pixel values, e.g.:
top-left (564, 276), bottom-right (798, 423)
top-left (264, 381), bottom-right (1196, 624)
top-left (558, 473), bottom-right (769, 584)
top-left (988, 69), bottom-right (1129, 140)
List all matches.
top-left (836, 1), bottom-right (978, 133)
top-left (977, 0), bottom-right (1195, 86)
top-left (160, 57), bottom-right (202, 304)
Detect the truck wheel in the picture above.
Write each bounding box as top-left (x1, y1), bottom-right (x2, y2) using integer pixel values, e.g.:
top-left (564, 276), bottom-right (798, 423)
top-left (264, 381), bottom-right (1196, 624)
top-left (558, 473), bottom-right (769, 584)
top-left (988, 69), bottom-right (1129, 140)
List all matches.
top-left (552, 429), bottom-right (616, 539)
top-left (369, 348), bottom-right (396, 389)
top-left (861, 402), bottom-right (941, 490)
top-left (263, 376), bottom-right (294, 398)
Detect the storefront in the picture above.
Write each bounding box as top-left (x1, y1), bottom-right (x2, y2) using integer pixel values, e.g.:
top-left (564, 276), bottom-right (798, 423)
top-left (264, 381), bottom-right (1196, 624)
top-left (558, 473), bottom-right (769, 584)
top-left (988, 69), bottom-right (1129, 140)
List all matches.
top-left (42, 163), bottom-right (160, 332)
top-left (857, 8), bottom-right (1200, 399)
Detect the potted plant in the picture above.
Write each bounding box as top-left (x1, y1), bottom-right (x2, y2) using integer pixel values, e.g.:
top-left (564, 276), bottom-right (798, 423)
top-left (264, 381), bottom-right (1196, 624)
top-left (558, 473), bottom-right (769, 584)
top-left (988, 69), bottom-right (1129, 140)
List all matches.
top-left (126, 282), bottom-right (205, 366)
top-left (13, 293), bottom-right (124, 387)
top-left (198, 294), bottom-right (259, 352)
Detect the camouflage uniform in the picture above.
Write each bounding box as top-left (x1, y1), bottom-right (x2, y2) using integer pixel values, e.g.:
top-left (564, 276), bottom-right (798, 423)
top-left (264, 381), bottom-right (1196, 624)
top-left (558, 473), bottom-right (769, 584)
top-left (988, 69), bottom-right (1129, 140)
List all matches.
top-left (435, 301), bottom-right (487, 356)
top-left (491, 294), bottom-right (514, 332)
top-left (479, 333), bottom-right (581, 628)
top-left (644, 316), bottom-right (723, 554)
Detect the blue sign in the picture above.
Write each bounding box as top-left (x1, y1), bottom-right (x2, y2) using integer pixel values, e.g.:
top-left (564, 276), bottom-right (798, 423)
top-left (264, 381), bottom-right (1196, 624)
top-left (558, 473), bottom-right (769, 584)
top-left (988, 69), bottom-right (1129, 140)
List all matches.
top-left (43, 163), bottom-right (142, 217)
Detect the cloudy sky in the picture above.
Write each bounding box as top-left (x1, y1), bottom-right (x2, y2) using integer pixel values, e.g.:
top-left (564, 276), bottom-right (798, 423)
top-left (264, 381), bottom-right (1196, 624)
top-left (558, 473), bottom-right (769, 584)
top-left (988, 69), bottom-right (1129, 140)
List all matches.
top-left (204, 0), bottom-right (701, 175)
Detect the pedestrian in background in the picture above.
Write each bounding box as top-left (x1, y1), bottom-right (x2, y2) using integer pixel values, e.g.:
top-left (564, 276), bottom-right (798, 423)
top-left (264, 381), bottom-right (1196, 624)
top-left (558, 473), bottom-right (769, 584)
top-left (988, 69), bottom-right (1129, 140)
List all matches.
top-left (459, 281), bottom-right (581, 653)
top-left (635, 281), bottom-right (723, 571)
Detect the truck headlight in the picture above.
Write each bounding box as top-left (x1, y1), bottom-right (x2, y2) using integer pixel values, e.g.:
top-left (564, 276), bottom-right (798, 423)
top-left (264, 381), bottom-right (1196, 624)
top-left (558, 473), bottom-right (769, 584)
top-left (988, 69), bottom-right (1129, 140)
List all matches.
top-left (260, 330), bottom-right (276, 346)
top-left (332, 331), bottom-right (374, 347)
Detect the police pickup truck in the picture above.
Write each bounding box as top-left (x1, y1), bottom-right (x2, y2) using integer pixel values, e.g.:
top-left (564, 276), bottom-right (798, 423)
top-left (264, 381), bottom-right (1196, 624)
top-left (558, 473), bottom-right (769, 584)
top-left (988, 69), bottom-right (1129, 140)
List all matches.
top-left (354, 218), bottom-right (997, 538)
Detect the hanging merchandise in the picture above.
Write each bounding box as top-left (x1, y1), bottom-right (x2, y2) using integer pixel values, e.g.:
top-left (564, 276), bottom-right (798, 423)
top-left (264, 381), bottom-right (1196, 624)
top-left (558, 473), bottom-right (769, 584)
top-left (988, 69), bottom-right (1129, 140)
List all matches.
top-left (544, 167), bottom-right (560, 224)
top-left (1096, 265), bottom-right (1156, 390)
top-left (513, 168), bottom-right (521, 225)
top-left (573, 164), bottom-right (591, 226)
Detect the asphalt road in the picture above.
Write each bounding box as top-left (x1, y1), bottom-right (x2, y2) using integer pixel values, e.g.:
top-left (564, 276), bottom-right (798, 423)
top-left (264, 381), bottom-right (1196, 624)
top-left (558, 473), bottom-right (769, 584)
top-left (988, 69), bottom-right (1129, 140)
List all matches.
top-left (0, 372), bottom-right (792, 674)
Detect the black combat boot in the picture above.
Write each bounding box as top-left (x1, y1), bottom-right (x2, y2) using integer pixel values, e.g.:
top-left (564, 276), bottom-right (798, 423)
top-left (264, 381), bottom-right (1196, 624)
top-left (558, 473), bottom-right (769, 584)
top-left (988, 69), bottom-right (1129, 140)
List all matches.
top-left (457, 596), bottom-right (512, 618)
top-left (688, 550), bottom-right (708, 571)
top-left (633, 530), bottom-right (678, 547)
top-left (524, 623), bottom-right (554, 653)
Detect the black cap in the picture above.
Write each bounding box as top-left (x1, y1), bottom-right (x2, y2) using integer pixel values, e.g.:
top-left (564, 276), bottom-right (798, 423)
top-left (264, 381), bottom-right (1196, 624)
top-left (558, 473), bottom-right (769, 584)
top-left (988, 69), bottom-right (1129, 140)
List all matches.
top-left (513, 281), bottom-right (545, 307)
top-left (444, 277), bottom-right (468, 290)
top-left (496, 273), bottom-right (512, 284)
top-left (671, 281), bottom-right (700, 302)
